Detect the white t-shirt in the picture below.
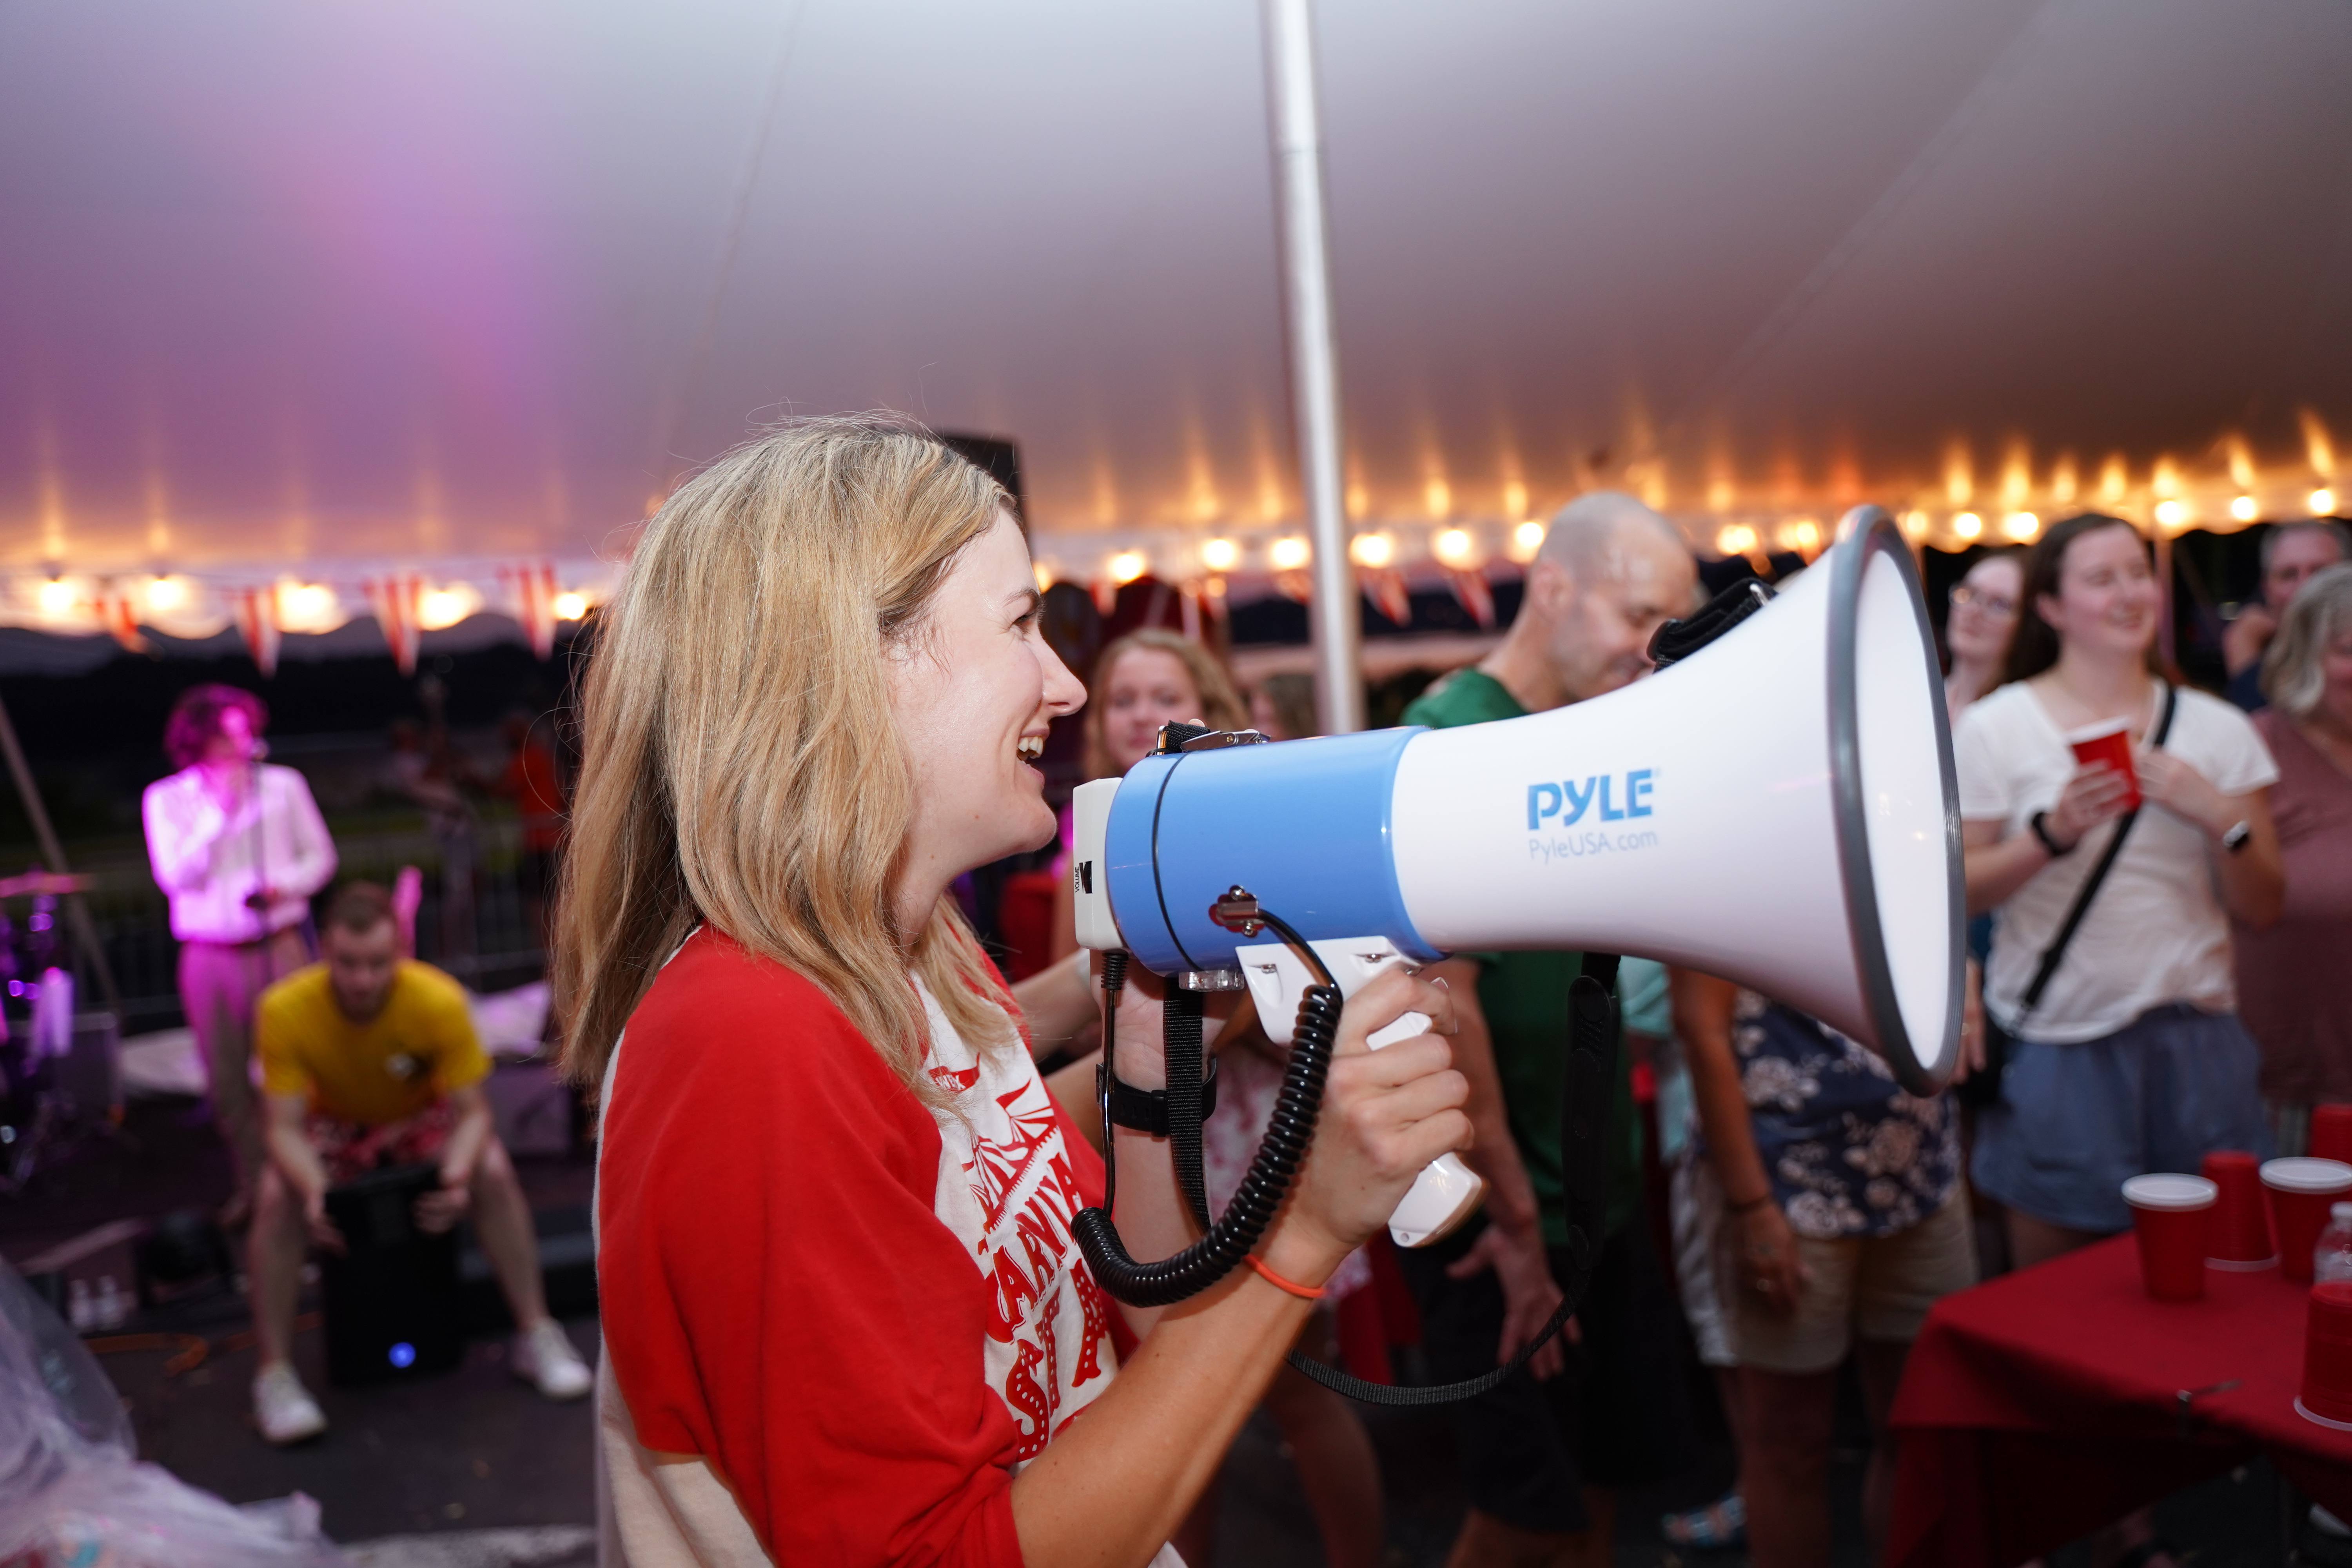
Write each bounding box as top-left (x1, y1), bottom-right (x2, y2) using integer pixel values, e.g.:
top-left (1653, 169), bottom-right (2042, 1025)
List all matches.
top-left (1955, 682), bottom-right (2277, 1043)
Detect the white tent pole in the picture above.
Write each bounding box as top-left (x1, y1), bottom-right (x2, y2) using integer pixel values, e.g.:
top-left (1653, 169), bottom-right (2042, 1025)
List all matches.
top-left (1261, 0), bottom-right (1363, 735)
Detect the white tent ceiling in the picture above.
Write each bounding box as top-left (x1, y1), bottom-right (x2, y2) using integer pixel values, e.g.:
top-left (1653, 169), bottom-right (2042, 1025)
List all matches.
top-left (5, 0), bottom-right (2351, 607)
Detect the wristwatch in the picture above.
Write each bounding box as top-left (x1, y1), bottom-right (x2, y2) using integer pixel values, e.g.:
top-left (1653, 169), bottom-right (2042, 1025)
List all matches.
top-left (1100, 1056), bottom-right (1221, 1135)
top-left (2221, 819), bottom-right (2253, 855)
top-left (2030, 810), bottom-right (2076, 858)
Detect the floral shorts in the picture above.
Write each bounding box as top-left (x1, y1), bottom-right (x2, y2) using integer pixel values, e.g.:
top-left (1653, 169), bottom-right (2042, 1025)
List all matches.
top-left (1726, 1187), bottom-right (1977, 1374)
top-left (308, 1099), bottom-right (455, 1188)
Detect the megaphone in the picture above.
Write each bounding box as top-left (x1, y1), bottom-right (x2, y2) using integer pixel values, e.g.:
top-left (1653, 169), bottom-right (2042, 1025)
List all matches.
top-left (1069, 509), bottom-right (1963, 1259)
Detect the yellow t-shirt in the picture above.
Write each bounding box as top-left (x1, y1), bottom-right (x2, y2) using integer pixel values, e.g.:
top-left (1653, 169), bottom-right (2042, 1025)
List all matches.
top-left (256, 961), bottom-right (490, 1126)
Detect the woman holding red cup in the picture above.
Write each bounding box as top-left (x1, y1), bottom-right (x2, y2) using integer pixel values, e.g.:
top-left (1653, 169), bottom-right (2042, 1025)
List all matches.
top-left (1955, 513), bottom-right (2285, 1267)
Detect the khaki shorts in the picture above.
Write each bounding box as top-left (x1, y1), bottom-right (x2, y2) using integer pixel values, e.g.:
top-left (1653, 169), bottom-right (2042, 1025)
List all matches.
top-left (1728, 1187), bottom-right (1977, 1375)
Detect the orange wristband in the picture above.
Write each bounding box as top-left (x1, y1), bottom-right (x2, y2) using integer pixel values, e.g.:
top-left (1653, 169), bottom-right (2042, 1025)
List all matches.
top-left (1244, 1254), bottom-right (1327, 1301)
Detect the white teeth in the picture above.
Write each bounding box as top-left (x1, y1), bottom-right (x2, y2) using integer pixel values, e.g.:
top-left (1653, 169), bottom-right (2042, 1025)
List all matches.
top-left (1017, 736), bottom-right (1045, 761)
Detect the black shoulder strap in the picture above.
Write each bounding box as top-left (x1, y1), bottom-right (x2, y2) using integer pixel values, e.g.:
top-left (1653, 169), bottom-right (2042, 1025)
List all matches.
top-left (2015, 682), bottom-right (2178, 1022)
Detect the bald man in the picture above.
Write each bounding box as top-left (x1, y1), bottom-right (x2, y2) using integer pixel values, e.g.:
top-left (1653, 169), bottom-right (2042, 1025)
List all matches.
top-left (1397, 492), bottom-right (1699, 1568)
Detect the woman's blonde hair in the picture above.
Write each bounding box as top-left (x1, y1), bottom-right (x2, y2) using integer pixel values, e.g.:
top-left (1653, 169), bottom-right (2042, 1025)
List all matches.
top-left (2263, 561), bottom-right (2352, 717)
top-left (555, 416), bottom-right (1019, 1097)
top-left (1082, 628), bottom-right (1250, 780)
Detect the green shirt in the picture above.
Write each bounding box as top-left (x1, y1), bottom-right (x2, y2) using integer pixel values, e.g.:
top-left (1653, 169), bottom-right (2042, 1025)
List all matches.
top-left (1400, 667), bottom-right (1642, 1242)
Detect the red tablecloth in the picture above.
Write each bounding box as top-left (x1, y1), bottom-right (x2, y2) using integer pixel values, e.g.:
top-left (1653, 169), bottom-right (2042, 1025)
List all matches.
top-left (1888, 1235), bottom-right (2352, 1567)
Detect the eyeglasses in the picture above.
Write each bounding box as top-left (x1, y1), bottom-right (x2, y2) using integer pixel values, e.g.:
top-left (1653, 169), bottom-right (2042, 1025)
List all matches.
top-left (1950, 584), bottom-right (2018, 618)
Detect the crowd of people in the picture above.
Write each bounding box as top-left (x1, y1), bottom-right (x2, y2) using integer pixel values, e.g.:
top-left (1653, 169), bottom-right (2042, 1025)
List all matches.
top-left (124, 416), bottom-right (2352, 1566)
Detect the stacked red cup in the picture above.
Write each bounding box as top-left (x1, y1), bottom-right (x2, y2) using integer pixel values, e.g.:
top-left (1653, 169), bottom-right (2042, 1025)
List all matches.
top-left (2302, 1282), bottom-right (2352, 1428)
top-left (2310, 1105), bottom-right (2352, 1166)
top-left (2201, 1151), bottom-right (2276, 1270)
top-left (2265, 1158), bottom-right (2352, 1284)
top-left (2123, 1174), bottom-right (2217, 1301)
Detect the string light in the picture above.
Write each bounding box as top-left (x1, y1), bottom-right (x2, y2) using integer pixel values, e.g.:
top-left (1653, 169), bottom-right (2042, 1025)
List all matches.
top-left (1899, 510), bottom-right (1931, 540)
top-left (2051, 454), bottom-right (2080, 505)
top-left (2002, 512), bottom-right (2040, 541)
top-left (1106, 550), bottom-right (1149, 585)
top-left (1776, 519), bottom-right (1821, 554)
top-left (1269, 537), bottom-right (1310, 571)
top-left (2099, 456), bottom-right (2130, 505)
top-left (554, 591), bottom-right (590, 621)
top-left (143, 574), bottom-right (187, 612)
top-left (1715, 524), bottom-right (1758, 556)
top-left (1953, 513), bottom-right (1983, 541)
top-left (1509, 521), bottom-right (1546, 561)
top-left (1348, 532), bottom-right (1396, 568)
top-left (416, 584), bottom-right (480, 630)
top-left (2153, 499), bottom-right (2189, 530)
top-left (1433, 527), bottom-right (1476, 568)
top-left (277, 582), bottom-right (339, 631)
top-left (2230, 496), bottom-right (2259, 523)
top-left (2316, 488), bottom-right (2340, 517)
top-left (1199, 538), bottom-right (1240, 573)
top-left (36, 579), bottom-right (75, 616)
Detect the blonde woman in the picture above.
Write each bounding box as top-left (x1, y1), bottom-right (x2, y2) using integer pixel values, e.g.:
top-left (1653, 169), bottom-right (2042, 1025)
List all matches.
top-left (559, 419), bottom-right (1469, 1567)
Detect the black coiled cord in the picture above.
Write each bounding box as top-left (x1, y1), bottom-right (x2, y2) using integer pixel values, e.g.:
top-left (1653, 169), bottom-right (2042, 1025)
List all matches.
top-left (1073, 914), bottom-right (1620, 1409)
top-left (1072, 913), bottom-right (1341, 1308)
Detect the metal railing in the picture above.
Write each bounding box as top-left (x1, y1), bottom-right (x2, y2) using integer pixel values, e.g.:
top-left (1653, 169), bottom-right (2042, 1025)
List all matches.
top-left (62, 820), bottom-right (551, 1036)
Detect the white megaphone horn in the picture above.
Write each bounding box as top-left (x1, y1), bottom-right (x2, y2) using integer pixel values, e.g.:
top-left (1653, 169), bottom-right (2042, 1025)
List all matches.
top-left (1070, 508), bottom-right (1964, 1251)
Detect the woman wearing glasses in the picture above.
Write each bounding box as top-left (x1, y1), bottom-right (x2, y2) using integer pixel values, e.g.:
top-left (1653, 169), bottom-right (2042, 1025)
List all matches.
top-left (1944, 551), bottom-right (2024, 720)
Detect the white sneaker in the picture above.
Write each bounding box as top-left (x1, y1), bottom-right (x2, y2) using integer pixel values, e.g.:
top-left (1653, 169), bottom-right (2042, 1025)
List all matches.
top-left (252, 1363), bottom-right (327, 1445)
top-left (514, 1319), bottom-right (592, 1401)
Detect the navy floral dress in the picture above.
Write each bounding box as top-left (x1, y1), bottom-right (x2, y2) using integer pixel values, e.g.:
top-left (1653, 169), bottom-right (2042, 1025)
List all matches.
top-left (1728, 991), bottom-right (1960, 1240)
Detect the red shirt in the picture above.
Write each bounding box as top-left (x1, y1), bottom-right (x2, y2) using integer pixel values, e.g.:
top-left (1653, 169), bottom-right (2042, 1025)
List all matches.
top-left (597, 929), bottom-right (1121, 1565)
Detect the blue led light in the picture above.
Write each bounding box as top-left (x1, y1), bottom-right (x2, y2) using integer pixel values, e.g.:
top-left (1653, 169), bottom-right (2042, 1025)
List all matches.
top-left (388, 1341), bottom-right (417, 1369)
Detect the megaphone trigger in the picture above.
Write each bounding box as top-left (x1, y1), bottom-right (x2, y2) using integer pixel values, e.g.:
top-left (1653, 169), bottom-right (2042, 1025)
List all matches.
top-left (1237, 935), bottom-right (1486, 1248)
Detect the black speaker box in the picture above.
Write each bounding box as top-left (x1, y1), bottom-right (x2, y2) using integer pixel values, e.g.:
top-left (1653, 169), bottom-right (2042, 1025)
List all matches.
top-left (319, 1163), bottom-right (463, 1387)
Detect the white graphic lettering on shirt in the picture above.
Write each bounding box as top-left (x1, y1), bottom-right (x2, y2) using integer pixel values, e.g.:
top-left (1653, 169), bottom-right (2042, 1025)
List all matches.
top-left (919, 980), bottom-right (1116, 1464)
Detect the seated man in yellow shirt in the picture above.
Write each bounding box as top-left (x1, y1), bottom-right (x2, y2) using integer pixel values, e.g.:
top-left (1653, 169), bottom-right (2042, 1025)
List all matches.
top-left (245, 880), bottom-right (590, 1444)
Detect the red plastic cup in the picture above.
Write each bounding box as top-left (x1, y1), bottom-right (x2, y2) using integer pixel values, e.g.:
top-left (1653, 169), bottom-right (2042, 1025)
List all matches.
top-left (2067, 718), bottom-right (2141, 810)
top-left (2303, 1283), bottom-right (2352, 1426)
top-left (2312, 1105), bottom-right (2352, 1166)
top-left (2202, 1151), bottom-right (2277, 1268)
top-left (2124, 1173), bottom-right (2217, 1301)
top-left (2265, 1158), bottom-right (2352, 1283)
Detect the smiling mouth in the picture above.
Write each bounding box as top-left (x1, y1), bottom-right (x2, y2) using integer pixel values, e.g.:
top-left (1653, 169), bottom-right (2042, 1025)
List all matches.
top-left (1017, 735), bottom-right (1045, 764)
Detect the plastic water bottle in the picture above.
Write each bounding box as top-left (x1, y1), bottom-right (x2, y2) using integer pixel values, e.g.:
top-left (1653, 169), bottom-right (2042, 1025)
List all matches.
top-left (93, 1274), bottom-right (128, 1330)
top-left (2316, 1202), bottom-right (2352, 1285)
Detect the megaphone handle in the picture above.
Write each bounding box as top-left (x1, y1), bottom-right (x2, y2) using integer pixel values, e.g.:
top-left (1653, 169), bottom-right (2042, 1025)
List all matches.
top-left (1363, 1010), bottom-right (1486, 1248)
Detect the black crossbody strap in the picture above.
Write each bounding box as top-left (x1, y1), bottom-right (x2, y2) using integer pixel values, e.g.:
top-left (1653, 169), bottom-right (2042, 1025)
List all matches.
top-left (2015, 682), bottom-right (2178, 1022)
